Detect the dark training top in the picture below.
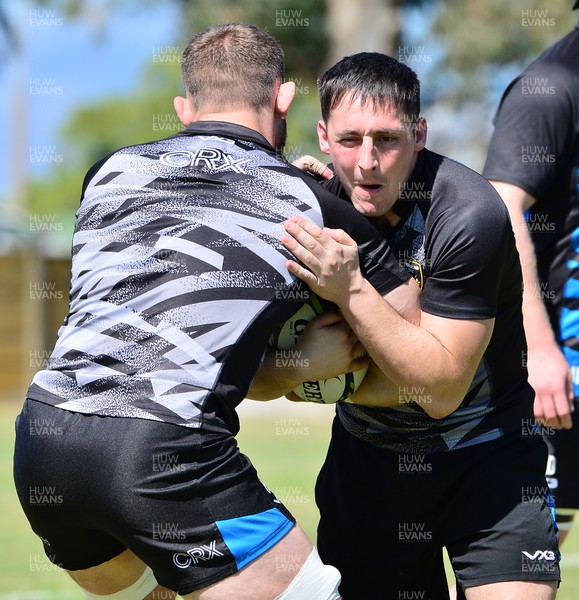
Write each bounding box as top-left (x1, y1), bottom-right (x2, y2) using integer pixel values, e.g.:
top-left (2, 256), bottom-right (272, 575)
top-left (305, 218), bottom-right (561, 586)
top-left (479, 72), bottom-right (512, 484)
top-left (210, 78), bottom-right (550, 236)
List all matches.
top-left (483, 25), bottom-right (579, 382)
top-left (27, 122), bottom-right (408, 437)
top-left (324, 148), bottom-right (534, 453)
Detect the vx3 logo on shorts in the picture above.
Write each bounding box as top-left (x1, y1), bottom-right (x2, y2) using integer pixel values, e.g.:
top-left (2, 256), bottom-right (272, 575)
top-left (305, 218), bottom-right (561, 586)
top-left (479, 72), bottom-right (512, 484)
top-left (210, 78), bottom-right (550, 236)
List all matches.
top-left (521, 550), bottom-right (557, 561)
top-left (173, 540), bottom-right (224, 568)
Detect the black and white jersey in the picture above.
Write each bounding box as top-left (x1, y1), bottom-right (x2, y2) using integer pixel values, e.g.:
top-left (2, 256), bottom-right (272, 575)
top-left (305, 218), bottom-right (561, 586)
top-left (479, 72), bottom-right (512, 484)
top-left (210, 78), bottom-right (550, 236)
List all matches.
top-left (27, 122), bottom-right (407, 436)
top-left (324, 148), bottom-right (534, 453)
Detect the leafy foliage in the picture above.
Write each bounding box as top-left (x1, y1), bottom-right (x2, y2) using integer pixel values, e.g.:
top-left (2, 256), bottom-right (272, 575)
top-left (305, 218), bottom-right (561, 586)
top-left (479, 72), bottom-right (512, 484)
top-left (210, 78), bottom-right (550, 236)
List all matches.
top-left (428, 0), bottom-right (578, 101)
top-left (27, 0), bottom-right (328, 78)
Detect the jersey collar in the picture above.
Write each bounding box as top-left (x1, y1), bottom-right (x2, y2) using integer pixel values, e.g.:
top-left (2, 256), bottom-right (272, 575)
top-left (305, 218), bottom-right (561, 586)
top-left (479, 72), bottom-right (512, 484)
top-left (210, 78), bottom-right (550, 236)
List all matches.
top-left (180, 121), bottom-right (274, 153)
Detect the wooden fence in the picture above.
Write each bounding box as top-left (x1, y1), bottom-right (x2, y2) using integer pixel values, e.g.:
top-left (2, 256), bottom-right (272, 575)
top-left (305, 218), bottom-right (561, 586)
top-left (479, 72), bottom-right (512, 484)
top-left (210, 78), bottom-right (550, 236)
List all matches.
top-left (0, 252), bottom-right (70, 401)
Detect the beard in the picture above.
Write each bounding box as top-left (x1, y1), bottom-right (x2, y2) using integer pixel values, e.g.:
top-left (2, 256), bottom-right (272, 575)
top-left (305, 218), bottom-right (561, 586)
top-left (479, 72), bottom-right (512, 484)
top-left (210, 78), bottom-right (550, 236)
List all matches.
top-left (273, 117), bottom-right (287, 153)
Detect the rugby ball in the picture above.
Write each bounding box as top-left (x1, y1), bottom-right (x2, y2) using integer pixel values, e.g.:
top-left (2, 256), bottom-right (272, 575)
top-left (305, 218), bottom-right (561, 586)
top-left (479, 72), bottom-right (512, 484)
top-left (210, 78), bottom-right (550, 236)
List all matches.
top-left (269, 293), bottom-right (367, 404)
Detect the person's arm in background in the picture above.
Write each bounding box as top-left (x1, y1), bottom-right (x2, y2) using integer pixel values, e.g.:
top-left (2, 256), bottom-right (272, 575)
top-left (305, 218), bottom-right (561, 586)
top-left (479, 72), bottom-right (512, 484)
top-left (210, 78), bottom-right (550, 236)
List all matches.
top-left (483, 58), bottom-right (577, 429)
top-left (490, 180), bottom-right (573, 429)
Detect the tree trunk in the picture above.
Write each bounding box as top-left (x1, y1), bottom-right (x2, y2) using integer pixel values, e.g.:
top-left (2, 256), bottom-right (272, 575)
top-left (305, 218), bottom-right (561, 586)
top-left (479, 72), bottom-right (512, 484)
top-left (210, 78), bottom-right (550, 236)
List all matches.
top-left (325, 0), bottom-right (401, 68)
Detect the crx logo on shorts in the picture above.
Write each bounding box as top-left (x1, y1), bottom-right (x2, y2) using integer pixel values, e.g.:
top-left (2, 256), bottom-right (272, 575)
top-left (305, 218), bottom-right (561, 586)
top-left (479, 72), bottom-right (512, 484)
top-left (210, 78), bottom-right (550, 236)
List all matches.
top-left (173, 540), bottom-right (224, 568)
top-left (521, 550), bottom-right (557, 561)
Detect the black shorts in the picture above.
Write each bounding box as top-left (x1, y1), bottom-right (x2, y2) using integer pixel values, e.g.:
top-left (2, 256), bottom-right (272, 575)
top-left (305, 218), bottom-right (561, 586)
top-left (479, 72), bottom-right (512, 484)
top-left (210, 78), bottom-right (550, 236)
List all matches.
top-left (316, 416), bottom-right (560, 600)
top-left (13, 399), bottom-right (295, 595)
top-left (543, 399), bottom-right (579, 518)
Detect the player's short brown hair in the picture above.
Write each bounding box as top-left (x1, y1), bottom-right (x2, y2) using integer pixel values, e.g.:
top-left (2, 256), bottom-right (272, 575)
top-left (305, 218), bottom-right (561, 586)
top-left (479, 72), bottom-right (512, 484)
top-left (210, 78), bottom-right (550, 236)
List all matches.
top-left (181, 23), bottom-right (285, 113)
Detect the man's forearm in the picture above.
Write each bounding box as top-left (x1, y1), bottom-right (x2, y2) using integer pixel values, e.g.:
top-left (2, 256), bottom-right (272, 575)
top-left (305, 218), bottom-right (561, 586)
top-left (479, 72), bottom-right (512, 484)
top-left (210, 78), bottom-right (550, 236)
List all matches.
top-left (489, 180), bottom-right (574, 427)
top-left (348, 361), bottom-right (403, 407)
top-left (337, 279), bottom-right (490, 418)
top-left (507, 202), bottom-right (557, 347)
top-left (247, 347), bottom-right (303, 400)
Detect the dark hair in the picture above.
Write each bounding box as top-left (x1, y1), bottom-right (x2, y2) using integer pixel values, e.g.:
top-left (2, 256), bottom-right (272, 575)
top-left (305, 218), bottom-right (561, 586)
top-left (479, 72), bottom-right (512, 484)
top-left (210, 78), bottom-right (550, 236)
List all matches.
top-left (317, 52), bottom-right (421, 123)
top-left (181, 23), bottom-right (285, 112)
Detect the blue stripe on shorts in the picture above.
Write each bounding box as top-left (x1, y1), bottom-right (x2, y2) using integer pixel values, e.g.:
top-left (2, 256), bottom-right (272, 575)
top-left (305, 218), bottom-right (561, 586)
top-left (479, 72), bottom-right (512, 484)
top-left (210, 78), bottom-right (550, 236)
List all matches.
top-left (216, 507), bottom-right (294, 569)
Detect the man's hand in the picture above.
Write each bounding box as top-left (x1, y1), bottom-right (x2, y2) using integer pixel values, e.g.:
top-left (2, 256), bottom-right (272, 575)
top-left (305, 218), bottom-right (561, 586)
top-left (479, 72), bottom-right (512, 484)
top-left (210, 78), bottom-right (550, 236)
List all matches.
top-left (293, 310), bottom-right (369, 380)
top-left (281, 216), bottom-right (493, 419)
top-left (285, 390), bottom-right (306, 403)
top-left (292, 155), bottom-right (334, 180)
top-left (281, 216), bottom-right (364, 305)
top-left (528, 342), bottom-right (574, 429)
top-left (247, 309), bottom-right (368, 400)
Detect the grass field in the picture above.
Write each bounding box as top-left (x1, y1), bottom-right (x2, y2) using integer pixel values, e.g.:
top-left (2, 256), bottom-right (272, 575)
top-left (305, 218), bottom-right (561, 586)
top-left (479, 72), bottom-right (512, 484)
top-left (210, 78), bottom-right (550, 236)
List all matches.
top-left (2, 397), bottom-right (579, 598)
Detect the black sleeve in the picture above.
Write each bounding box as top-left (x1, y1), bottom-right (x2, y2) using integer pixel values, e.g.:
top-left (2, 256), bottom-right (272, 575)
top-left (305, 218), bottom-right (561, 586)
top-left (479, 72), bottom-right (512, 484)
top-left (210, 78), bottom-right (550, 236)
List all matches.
top-left (291, 165), bottom-right (411, 296)
top-left (482, 62), bottom-right (575, 200)
top-left (422, 162), bottom-right (518, 320)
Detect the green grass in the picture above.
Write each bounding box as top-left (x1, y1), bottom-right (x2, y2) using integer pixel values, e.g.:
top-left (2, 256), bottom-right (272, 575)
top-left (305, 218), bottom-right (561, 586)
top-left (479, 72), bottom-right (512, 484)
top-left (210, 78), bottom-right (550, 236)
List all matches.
top-left (2, 398), bottom-right (579, 597)
top-left (0, 400), bottom-right (79, 598)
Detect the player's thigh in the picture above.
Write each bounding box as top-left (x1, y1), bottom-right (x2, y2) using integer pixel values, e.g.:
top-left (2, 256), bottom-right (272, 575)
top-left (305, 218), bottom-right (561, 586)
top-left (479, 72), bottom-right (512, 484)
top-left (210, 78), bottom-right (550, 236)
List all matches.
top-left (14, 400), bottom-right (303, 595)
top-left (464, 580), bottom-right (556, 600)
top-left (66, 549), bottom-right (144, 592)
top-left (14, 400), bottom-right (130, 571)
top-left (316, 419), bottom-right (449, 599)
top-left (447, 435), bottom-right (559, 591)
top-left (181, 525), bottom-right (313, 600)
top-left (66, 549), bottom-right (176, 598)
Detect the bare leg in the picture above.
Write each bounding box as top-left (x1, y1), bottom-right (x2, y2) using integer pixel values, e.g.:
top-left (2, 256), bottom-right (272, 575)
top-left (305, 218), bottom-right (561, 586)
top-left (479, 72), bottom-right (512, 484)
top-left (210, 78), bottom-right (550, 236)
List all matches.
top-left (66, 549), bottom-right (176, 599)
top-left (464, 580), bottom-right (556, 600)
top-left (182, 525), bottom-right (317, 600)
top-left (65, 524), bottom-right (317, 600)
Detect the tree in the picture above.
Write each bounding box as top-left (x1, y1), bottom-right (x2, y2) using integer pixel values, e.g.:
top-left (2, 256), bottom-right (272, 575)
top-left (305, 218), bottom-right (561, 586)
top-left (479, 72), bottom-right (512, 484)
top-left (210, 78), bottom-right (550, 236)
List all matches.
top-left (2, 0), bottom-right (328, 250)
top-left (24, 0), bottom-right (328, 78)
top-left (428, 0), bottom-right (577, 102)
top-left (324, 0), bottom-right (427, 66)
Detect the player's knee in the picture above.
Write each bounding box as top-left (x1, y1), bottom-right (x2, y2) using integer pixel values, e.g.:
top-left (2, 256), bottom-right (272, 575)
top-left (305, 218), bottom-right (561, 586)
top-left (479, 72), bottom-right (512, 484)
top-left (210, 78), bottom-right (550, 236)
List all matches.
top-left (82, 565), bottom-right (159, 600)
top-left (274, 547), bottom-right (341, 600)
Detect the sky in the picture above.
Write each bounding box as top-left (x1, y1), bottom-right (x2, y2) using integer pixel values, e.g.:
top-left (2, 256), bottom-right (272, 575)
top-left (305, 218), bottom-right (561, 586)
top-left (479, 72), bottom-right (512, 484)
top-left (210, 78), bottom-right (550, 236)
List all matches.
top-left (1, 1), bottom-right (180, 207)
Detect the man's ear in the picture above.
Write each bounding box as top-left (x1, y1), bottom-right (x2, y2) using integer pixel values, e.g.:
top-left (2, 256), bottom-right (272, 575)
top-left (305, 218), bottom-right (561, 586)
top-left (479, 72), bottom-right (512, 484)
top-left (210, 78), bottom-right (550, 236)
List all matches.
top-left (174, 96), bottom-right (195, 126)
top-left (274, 81), bottom-right (296, 119)
top-left (317, 120), bottom-right (331, 156)
top-left (414, 117), bottom-right (427, 150)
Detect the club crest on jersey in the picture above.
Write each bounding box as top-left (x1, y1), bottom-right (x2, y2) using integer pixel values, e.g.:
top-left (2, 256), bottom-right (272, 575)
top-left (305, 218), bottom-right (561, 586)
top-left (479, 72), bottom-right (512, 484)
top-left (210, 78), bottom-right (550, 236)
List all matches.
top-left (400, 258), bottom-right (425, 290)
top-left (160, 148), bottom-right (250, 173)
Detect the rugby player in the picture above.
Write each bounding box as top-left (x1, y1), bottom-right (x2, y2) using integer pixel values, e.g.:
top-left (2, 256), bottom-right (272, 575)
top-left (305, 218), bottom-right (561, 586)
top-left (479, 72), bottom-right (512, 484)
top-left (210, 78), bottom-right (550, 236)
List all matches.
top-left (280, 52), bottom-right (560, 599)
top-left (13, 25), bottom-right (417, 600)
